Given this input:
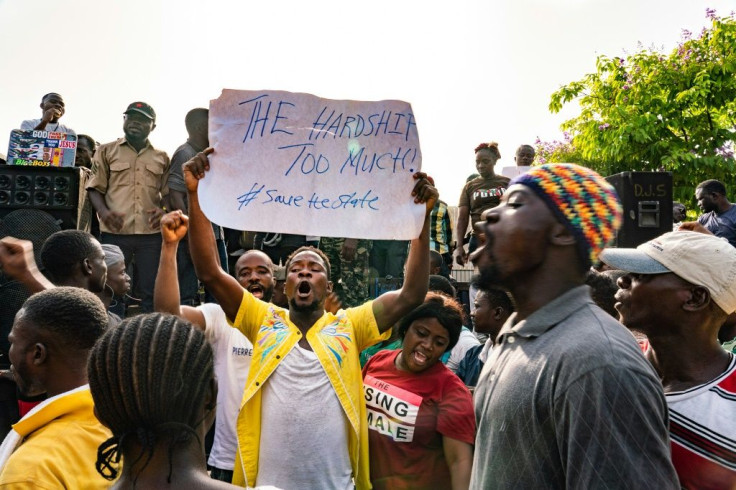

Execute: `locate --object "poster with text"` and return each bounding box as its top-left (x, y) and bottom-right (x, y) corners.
top-left (6, 129), bottom-right (77, 167)
top-left (199, 89), bottom-right (424, 239)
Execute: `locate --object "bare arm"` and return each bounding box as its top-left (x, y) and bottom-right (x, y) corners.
top-left (169, 189), bottom-right (188, 212)
top-left (372, 173), bottom-right (438, 332)
top-left (184, 148), bottom-right (244, 322)
top-left (153, 211), bottom-right (206, 329)
top-left (0, 237), bottom-right (54, 293)
top-left (453, 205), bottom-right (470, 266)
top-left (443, 436), bottom-right (473, 490)
top-left (88, 188), bottom-right (125, 233)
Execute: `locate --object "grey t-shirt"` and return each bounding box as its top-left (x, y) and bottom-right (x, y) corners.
top-left (470, 286), bottom-right (679, 489)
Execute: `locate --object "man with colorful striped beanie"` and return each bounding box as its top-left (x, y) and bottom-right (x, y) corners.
top-left (469, 164), bottom-right (680, 489)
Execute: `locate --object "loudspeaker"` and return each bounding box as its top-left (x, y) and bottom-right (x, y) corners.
top-left (0, 166), bottom-right (80, 229)
top-left (605, 171), bottom-right (673, 248)
top-left (0, 209), bottom-right (62, 369)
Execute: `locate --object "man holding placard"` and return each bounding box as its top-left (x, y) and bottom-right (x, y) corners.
top-left (182, 145), bottom-right (437, 489)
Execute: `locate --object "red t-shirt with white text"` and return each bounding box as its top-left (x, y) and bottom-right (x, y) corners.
top-left (362, 349), bottom-right (475, 490)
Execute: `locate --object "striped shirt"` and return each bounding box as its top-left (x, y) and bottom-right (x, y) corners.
top-left (667, 354), bottom-right (736, 489)
top-left (429, 200), bottom-right (452, 254)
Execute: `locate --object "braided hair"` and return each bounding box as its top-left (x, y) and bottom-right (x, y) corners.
top-left (87, 313), bottom-right (214, 483)
top-left (474, 141), bottom-right (501, 159)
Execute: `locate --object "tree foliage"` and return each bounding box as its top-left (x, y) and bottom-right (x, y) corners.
top-left (543, 8), bottom-right (736, 204)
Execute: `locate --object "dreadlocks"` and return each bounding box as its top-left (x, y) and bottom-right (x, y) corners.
top-left (87, 313), bottom-right (214, 483)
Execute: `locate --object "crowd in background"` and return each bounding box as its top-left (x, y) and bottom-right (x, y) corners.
top-left (0, 92), bottom-right (733, 489)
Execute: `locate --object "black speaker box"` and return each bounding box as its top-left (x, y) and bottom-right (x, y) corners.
top-left (605, 171), bottom-right (673, 248)
top-left (0, 166), bottom-right (80, 229)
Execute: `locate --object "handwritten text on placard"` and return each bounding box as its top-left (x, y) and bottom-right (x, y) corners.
top-left (198, 89), bottom-right (424, 239)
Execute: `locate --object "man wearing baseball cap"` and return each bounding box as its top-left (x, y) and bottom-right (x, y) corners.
top-left (87, 101), bottom-right (170, 313)
top-left (469, 164), bottom-right (679, 488)
top-left (601, 231), bottom-right (736, 489)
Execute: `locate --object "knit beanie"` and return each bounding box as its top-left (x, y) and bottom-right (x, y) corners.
top-left (509, 164), bottom-right (622, 267)
top-left (101, 244), bottom-right (125, 268)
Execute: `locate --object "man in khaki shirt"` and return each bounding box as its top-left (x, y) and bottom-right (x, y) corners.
top-left (87, 102), bottom-right (170, 312)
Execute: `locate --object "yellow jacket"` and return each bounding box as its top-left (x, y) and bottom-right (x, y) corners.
top-left (0, 386), bottom-right (111, 489)
top-left (231, 292), bottom-right (389, 489)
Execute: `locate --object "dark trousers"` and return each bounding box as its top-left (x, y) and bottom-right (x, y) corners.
top-left (101, 233), bottom-right (162, 313)
top-left (370, 240), bottom-right (409, 278)
top-left (176, 238), bottom-right (200, 306)
top-left (209, 467), bottom-right (234, 483)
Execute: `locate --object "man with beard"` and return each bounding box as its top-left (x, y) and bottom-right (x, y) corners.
top-left (87, 101), bottom-right (170, 312)
top-left (154, 210), bottom-right (265, 484)
top-left (0, 287), bottom-right (109, 488)
top-left (469, 164), bottom-right (679, 489)
top-left (182, 148), bottom-right (437, 490)
top-left (600, 231), bottom-right (736, 488)
top-left (696, 179), bottom-right (736, 247)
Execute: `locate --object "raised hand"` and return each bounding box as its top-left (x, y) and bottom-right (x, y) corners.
top-left (411, 172), bottom-right (439, 213)
top-left (182, 147), bottom-right (214, 193)
top-left (160, 210), bottom-right (190, 244)
top-left (0, 237), bottom-right (37, 281)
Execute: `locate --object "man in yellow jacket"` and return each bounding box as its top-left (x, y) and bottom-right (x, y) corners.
top-left (183, 148), bottom-right (437, 489)
top-left (0, 287), bottom-right (111, 488)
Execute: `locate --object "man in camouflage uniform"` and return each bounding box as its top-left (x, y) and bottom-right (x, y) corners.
top-left (319, 237), bottom-right (372, 308)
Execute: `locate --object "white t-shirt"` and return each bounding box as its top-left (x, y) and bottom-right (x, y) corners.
top-left (257, 344), bottom-right (352, 490)
top-left (20, 119), bottom-right (76, 135)
top-left (447, 327), bottom-right (481, 372)
top-left (199, 303), bottom-right (252, 470)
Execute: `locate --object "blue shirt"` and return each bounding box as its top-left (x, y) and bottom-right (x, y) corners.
top-left (698, 204), bottom-right (736, 247)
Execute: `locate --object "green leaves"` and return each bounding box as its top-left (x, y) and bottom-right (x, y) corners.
top-left (541, 9), bottom-right (736, 210)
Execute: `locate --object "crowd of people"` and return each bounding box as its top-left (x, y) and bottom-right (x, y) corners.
top-left (0, 92), bottom-right (734, 489)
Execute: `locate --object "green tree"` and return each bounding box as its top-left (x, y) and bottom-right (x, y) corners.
top-left (544, 8), bottom-right (736, 204)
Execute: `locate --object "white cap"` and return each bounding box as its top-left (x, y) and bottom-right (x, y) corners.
top-left (600, 231), bottom-right (736, 314)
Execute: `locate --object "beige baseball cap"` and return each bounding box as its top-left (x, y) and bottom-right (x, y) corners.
top-left (600, 231), bottom-right (736, 314)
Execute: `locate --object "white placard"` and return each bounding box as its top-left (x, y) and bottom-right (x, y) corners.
top-left (198, 89), bottom-right (424, 239)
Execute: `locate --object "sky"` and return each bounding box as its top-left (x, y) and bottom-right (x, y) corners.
top-left (1, 0), bottom-right (732, 205)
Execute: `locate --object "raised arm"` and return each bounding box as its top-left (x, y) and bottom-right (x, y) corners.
top-left (183, 148), bottom-right (245, 322)
top-left (153, 211), bottom-right (206, 329)
top-left (0, 237), bottom-right (55, 293)
top-left (372, 173), bottom-right (438, 332)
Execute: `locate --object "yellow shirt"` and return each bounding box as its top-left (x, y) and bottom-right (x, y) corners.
top-left (0, 387), bottom-right (111, 489)
top-left (231, 292), bottom-right (390, 489)
top-left (87, 137), bottom-right (170, 235)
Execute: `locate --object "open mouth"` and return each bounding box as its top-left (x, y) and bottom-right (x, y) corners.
top-left (412, 351), bottom-right (428, 366)
top-left (297, 281), bottom-right (312, 297)
top-left (248, 284), bottom-right (264, 298)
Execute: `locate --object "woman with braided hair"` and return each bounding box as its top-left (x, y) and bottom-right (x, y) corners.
top-left (87, 312), bottom-right (236, 489)
top-left (453, 142), bottom-right (510, 266)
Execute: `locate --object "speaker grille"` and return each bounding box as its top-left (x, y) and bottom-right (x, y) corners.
top-left (0, 209), bottom-right (62, 269)
top-left (0, 167), bottom-right (81, 229)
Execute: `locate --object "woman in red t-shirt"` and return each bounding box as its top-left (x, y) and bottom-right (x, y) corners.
top-left (362, 292), bottom-right (475, 490)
